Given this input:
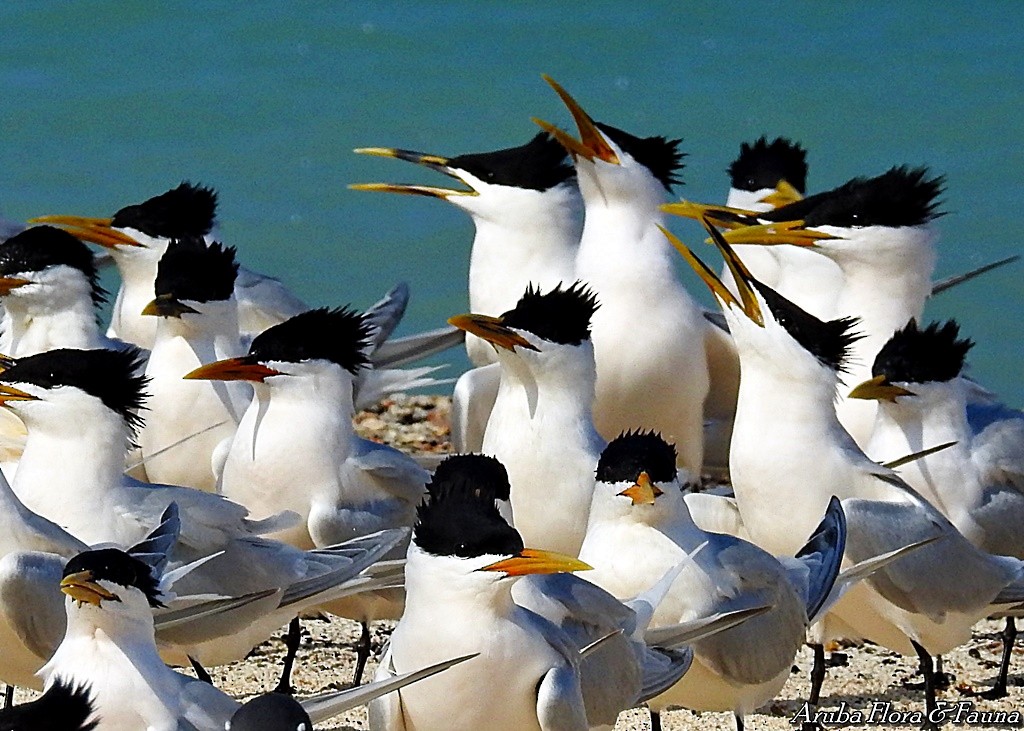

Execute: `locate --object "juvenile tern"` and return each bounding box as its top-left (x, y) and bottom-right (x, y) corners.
top-left (534, 76), bottom-right (710, 473)
top-left (449, 282), bottom-right (606, 555)
top-left (140, 235), bottom-right (249, 491)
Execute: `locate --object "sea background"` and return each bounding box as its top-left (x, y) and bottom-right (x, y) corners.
top-left (1, 3), bottom-right (1021, 405)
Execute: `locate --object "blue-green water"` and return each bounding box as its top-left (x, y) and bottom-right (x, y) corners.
top-left (2, 3), bottom-right (1021, 403)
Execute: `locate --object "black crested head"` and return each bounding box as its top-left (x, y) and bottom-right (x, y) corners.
top-left (595, 122), bottom-right (685, 191)
top-left (763, 166), bottom-right (944, 228)
top-left (727, 136), bottom-right (808, 193)
top-left (447, 132), bottom-right (575, 191)
top-left (247, 307), bottom-right (372, 374)
top-left (63, 547), bottom-right (164, 608)
top-left (500, 281), bottom-right (599, 346)
top-left (0, 226), bottom-right (108, 308)
top-left (429, 453), bottom-right (511, 502)
top-left (154, 236), bottom-right (239, 303)
top-left (228, 693), bottom-right (312, 731)
top-left (414, 455), bottom-right (523, 559)
top-left (596, 430), bottom-right (678, 484)
top-left (752, 282), bottom-right (861, 372)
top-left (110, 182), bottom-right (218, 239)
top-left (0, 347), bottom-right (148, 434)
top-left (872, 319), bottom-right (973, 384)
top-left (0, 679), bottom-right (98, 731)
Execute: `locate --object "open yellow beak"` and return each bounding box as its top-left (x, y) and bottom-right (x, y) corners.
top-left (184, 357), bottom-right (282, 382)
top-left (719, 220), bottom-right (835, 248)
top-left (60, 571), bottom-right (120, 607)
top-left (350, 147), bottom-right (477, 198)
top-left (478, 548), bottom-right (592, 576)
top-left (660, 221), bottom-right (764, 326)
top-left (532, 75), bottom-right (619, 164)
top-left (0, 277), bottom-right (33, 296)
top-left (26, 215), bottom-right (143, 248)
top-left (760, 179), bottom-right (804, 208)
top-left (617, 471), bottom-right (664, 505)
top-left (847, 374), bottom-right (916, 403)
top-left (661, 201), bottom-right (761, 229)
top-left (448, 313), bottom-right (539, 353)
top-left (0, 383), bottom-right (39, 403)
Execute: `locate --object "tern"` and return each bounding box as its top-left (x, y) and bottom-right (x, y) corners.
top-left (139, 235), bottom-right (249, 491)
top-left (372, 453), bottom-right (727, 731)
top-left (849, 318), bottom-right (1024, 697)
top-left (449, 282), bottom-right (606, 556)
top-left (186, 306), bottom-right (429, 684)
top-left (0, 226), bottom-right (119, 357)
top-left (0, 346), bottom-right (408, 679)
top-left (579, 431), bottom-right (848, 731)
top-left (533, 76), bottom-right (711, 473)
top-left (667, 222), bottom-right (1024, 727)
top-left (354, 132), bottom-right (581, 453)
top-left (41, 508), bottom-right (468, 731)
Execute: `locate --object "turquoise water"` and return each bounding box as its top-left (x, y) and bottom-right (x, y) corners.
top-left (1, 3), bottom-right (1021, 403)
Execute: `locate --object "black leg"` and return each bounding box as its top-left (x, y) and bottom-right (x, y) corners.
top-left (352, 621), bottom-right (372, 686)
top-left (188, 656), bottom-right (213, 685)
top-left (981, 616), bottom-right (1017, 700)
top-left (650, 708), bottom-right (661, 731)
top-left (801, 643), bottom-right (826, 731)
top-left (734, 712), bottom-right (745, 731)
top-left (273, 617), bottom-right (302, 695)
top-left (911, 640), bottom-right (939, 731)
top-left (3, 685), bottom-right (13, 709)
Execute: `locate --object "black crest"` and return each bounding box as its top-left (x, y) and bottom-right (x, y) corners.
top-left (63, 547), bottom-right (164, 608)
top-left (448, 132), bottom-right (575, 191)
top-left (0, 348), bottom-right (149, 434)
top-left (596, 430), bottom-right (678, 484)
top-left (500, 282), bottom-right (599, 346)
top-left (752, 282), bottom-right (861, 372)
top-left (872, 319), bottom-right (973, 384)
top-left (154, 236), bottom-right (239, 303)
top-left (0, 226), bottom-right (108, 308)
top-left (414, 454), bottom-right (523, 559)
top-left (228, 693), bottom-right (312, 731)
top-left (595, 122), bottom-right (685, 191)
top-left (110, 181), bottom-right (218, 239)
top-left (0, 679), bottom-right (98, 731)
top-left (727, 136), bottom-right (808, 194)
top-left (247, 307), bottom-right (372, 374)
top-left (764, 166), bottom-right (944, 228)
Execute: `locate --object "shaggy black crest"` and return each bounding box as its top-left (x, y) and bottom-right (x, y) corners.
top-left (500, 282), bottom-right (599, 346)
top-left (228, 693), bottom-right (312, 731)
top-left (595, 122), bottom-right (685, 191)
top-left (727, 136), bottom-right (808, 194)
top-left (448, 132), bottom-right (575, 191)
top-left (0, 679), bottom-right (98, 731)
top-left (414, 455), bottom-right (523, 559)
top-left (110, 181), bottom-right (218, 239)
top-left (0, 226), bottom-right (108, 308)
top-left (429, 453), bottom-right (511, 502)
top-left (0, 347), bottom-right (149, 434)
top-left (763, 166), bottom-right (944, 228)
top-left (753, 282), bottom-right (861, 372)
top-left (872, 319), bottom-right (973, 384)
top-left (247, 307), bottom-right (372, 374)
top-left (596, 430), bottom-right (678, 484)
top-left (154, 236), bottom-right (239, 303)
top-left (63, 548), bottom-right (164, 608)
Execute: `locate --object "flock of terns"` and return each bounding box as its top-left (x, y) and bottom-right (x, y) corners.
top-left (0, 74), bottom-right (1021, 730)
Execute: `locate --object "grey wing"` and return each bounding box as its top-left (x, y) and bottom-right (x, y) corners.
top-left (363, 282), bottom-right (410, 352)
top-left (178, 676), bottom-right (240, 731)
top-left (0, 551), bottom-right (66, 661)
top-left (234, 266), bottom-right (308, 333)
top-left (353, 365), bottom-right (450, 411)
top-left (842, 496), bottom-right (1022, 618)
top-left (347, 437), bottom-right (430, 504)
top-left (970, 404), bottom-right (1024, 493)
top-left (536, 665), bottom-right (590, 731)
top-left (372, 327), bottom-right (465, 369)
